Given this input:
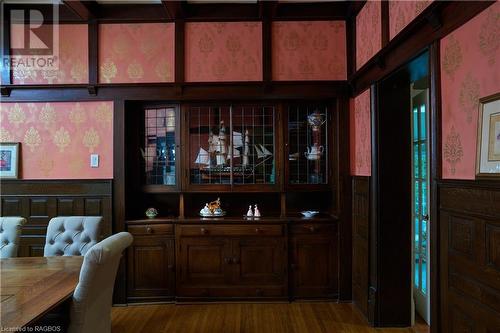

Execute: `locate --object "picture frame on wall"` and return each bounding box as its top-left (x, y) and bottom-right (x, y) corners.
top-left (0, 142), bottom-right (20, 179)
top-left (476, 93), bottom-right (500, 178)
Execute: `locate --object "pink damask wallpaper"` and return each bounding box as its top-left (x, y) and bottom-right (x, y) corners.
top-left (99, 23), bottom-right (174, 83)
top-left (185, 22), bottom-right (262, 82)
top-left (350, 89), bottom-right (371, 176)
top-left (440, 2), bottom-right (500, 179)
top-left (272, 21), bottom-right (346, 81)
top-left (389, 1), bottom-right (433, 40)
top-left (0, 101), bottom-right (113, 179)
top-left (10, 24), bottom-right (88, 84)
top-left (356, 0), bottom-right (382, 70)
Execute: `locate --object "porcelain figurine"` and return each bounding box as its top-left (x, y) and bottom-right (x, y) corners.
top-left (254, 204), bottom-right (261, 217)
top-left (246, 205), bottom-right (253, 217)
top-left (200, 204), bottom-right (211, 216)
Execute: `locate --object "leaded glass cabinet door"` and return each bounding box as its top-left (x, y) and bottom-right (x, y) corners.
top-left (286, 104), bottom-right (329, 187)
top-left (186, 104), bottom-right (278, 190)
top-left (411, 87), bottom-right (430, 324)
top-left (142, 106), bottom-right (179, 190)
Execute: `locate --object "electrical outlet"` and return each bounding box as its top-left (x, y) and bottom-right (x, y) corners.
top-left (90, 154), bottom-right (99, 168)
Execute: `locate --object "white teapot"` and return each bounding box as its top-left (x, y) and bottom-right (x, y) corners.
top-left (305, 143), bottom-right (324, 160)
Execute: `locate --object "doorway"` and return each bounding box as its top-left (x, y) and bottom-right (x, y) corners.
top-left (411, 78), bottom-right (430, 324)
top-left (370, 50), bottom-right (431, 327)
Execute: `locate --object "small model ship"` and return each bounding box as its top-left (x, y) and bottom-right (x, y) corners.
top-left (199, 197), bottom-right (226, 217)
top-left (194, 121), bottom-right (273, 180)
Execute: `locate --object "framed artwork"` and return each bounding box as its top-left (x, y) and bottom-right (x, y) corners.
top-left (476, 93), bottom-right (500, 178)
top-left (0, 142), bottom-right (20, 179)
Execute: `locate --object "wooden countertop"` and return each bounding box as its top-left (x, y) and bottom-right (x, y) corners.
top-left (0, 256), bottom-right (83, 329)
top-left (126, 215), bottom-right (337, 225)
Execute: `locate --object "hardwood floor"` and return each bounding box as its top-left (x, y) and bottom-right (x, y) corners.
top-left (111, 302), bottom-right (429, 333)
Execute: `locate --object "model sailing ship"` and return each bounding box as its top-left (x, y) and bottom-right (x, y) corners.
top-left (194, 121), bottom-right (273, 180)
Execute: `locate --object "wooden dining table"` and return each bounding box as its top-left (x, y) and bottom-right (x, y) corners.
top-left (0, 256), bottom-right (83, 330)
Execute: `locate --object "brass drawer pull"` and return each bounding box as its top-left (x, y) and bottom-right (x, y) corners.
top-left (146, 227), bottom-right (153, 234)
top-left (200, 228), bottom-right (209, 234)
top-left (255, 228), bottom-right (263, 234)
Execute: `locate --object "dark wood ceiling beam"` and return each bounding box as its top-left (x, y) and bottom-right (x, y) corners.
top-left (62, 1), bottom-right (96, 21)
top-left (161, 0), bottom-right (185, 20)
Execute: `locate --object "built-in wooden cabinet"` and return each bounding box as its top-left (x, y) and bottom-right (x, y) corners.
top-left (175, 224), bottom-right (287, 300)
top-left (124, 99), bottom-right (340, 303)
top-left (290, 223), bottom-right (338, 298)
top-left (127, 223), bottom-right (175, 303)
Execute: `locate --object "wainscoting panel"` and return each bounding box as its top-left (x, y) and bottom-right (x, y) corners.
top-left (0, 180), bottom-right (112, 257)
top-left (352, 176), bottom-right (370, 318)
top-left (439, 180), bottom-right (500, 332)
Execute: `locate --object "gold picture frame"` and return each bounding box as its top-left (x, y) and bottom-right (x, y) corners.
top-left (476, 92), bottom-right (500, 178)
top-left (0, 142), bottom-right (20, 179)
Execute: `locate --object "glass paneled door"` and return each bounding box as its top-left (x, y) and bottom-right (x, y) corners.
top-left (411, 84), bottom-right (430, 324)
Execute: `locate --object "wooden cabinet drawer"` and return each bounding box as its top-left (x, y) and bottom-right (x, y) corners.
top-left (177, 225), bottom-right (284, 237)
top-left (290, 223), bottom-right (336, 235)
top-left (128, 224), bottom-right (174, 236)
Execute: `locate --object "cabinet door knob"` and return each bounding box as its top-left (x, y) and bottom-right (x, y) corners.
top-left (232, 257), bottom-right (239, 264)
top-left (200, 228), bottom-right (208, 234)
top-left (146, 227), bottom-right (153, 234)
top-left (167, 264), bottom-right (174, 271)
top-left (224, 257), bottom-right (232, 264)
top-left (308, 226), bottom-right (316, 233)
top-left (255, 228), bottom-right (262, 234)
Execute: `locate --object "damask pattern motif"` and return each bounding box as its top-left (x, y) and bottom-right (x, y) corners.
top-left (442, 36), bottom-right (463, 79)
top-left (0, 102), bottom-right (113, 179)
top-left (99, 23), bottom-right (174, 83)
top-left (350, 89), bottom-right (371, 176)
top-left (11, 24), bottom-right (88, 85)
top-left (443, 126), bottom-right (463, 175)
top-left (185, 22), bottom-right (262, 82)
top-left (356, 0), bottom-right (382, 70)
top-left (272, 21), bottom-right (346, 81)
top-left (388, 0), bottom-right (433, 40)
top-left (440, 2), bottom-right (500, 179)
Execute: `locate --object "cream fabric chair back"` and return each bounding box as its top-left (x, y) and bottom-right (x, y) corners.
top-left (0, 217), bottom-right (26, 258)
top-left (68, 232), bottom-right (133, 333)
top-left (44, 216), bottom-right (102, 257)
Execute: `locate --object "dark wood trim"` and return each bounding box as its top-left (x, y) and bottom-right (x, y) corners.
top-left (429, 40), bottom-right (441, 333)
top-left (347, 1), bottom-right (367, 19)
top-left (2, 82), bottom-right (348, 102)
top-left (349, 1), bottom-right (495, 96)
top-left (174, 19), bottom-right (185, 90)
top-left (368, 84), bottom-right (378, 325)
top-left (380, 0), bottom-right (389, 48)
top-left (113, 99), bottom-right (127, 305)
top-left (261, 2), bottom-right (273, 86)
top-left (62, 1), bottom-right (95, 21)
top-left (88, 19), bottom-right (98, 93)
top-left (338, 95), bottom-right (352, 301)
top-left (346, 14), bottom-right (356, 81)
top-left (0, 179), bottom-right (112, 196)
top-left (1, 5), bottom-right (11, 87)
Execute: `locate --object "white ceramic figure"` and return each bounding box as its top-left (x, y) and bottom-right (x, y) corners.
top-left (200, 203), bottom-right (211, 216)
top-left (246, 205), bottom-right (253, 217)
top-left (254, 204), bottom-right (261, 217)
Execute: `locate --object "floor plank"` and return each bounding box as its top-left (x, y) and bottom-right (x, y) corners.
top-left (111, 303), bottom-right (429, 333)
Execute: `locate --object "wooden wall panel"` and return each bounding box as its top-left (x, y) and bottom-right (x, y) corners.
top-left (439, 181), bottom-right (500, 332)
top-left (0, 180), bottom-right (112, 257)
top-left (352, 176), bottom-right (370, 318)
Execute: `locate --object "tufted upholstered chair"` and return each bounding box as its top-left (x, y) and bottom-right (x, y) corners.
top-left (68, 232), bottom-right (133, 333)
top-left (0, 217), bottom-right (27, 258)
top-left (44, 216), bottom-right (103, 257)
